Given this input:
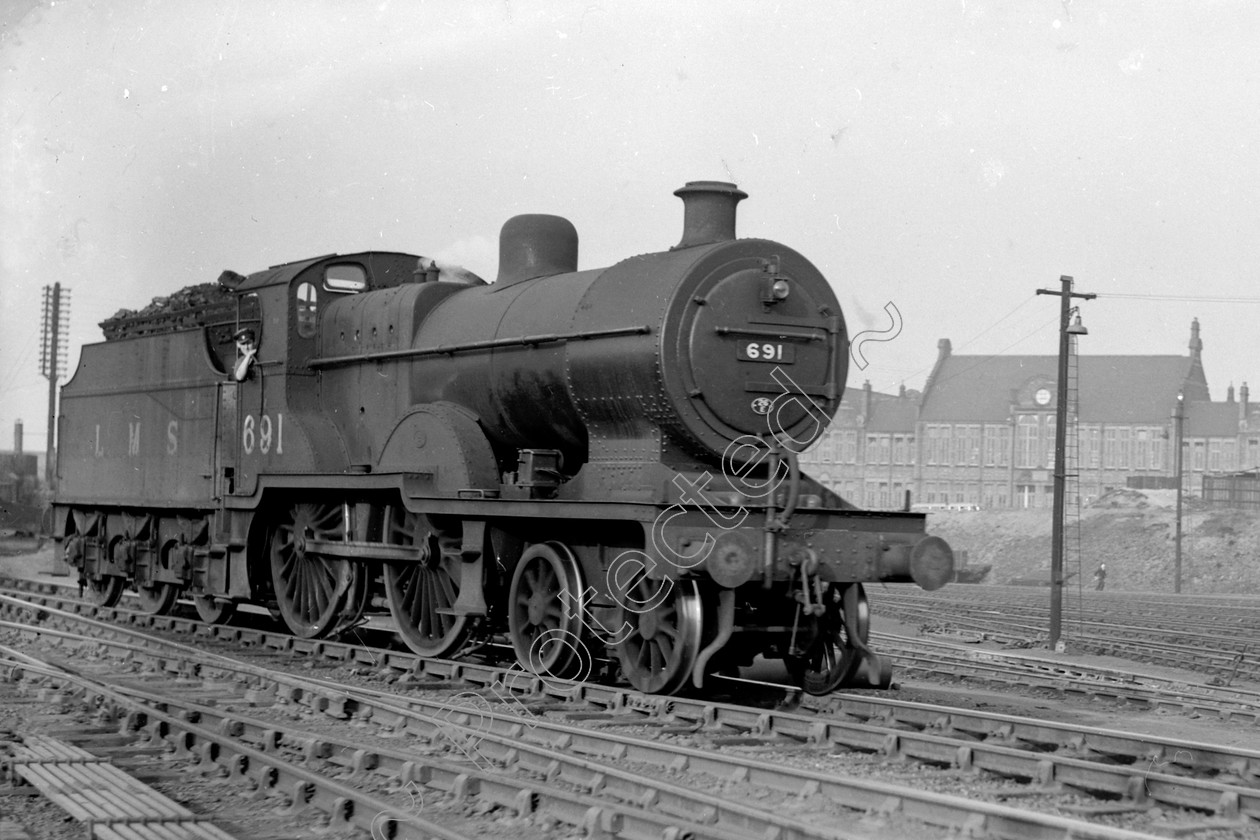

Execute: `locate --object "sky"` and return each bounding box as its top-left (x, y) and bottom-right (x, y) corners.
top-left (2, 1), bottom-right (1258, 454)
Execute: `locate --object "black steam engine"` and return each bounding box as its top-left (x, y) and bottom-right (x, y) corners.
top-left (53, 182), bottom-right (952, 695)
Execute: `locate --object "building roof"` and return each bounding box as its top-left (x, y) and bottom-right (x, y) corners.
top-left (834, 384), bottom-right (919, 433)
top-left (1185, 401), bottom-right (1243, 437)
top-left (920, 353), bottom-right (1207, 424)
top-left (868, 395), bottom-right (918, 432)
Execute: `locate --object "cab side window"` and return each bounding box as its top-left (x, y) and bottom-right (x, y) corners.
top-left (296, 282), bottom-right (318, 337)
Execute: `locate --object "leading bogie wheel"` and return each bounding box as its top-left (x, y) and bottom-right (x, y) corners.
top-left (786, 582), bottom-right (870, 695)
top-left (269, 502), bottom-right (368, 639)
top-left (612, 574), bottom-right (703, 695)
top-left (382, 509), bottom-right (475, 658)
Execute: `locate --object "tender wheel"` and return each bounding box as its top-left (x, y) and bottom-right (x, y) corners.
top-left (383, 510), bottom-right (474, 658)
top-left (84, 535), bottom-right (128, 607)
top-left (193, 595), bottom-right (236, 624)
top-left (787, 582), bottom-right (870, 695)
top-left (135, 582), bottom-right (179, 615)
top-left (84, 574), bottom-right (125, 608)
top-left (612, 575), bottom-right (703, 695)
top-left (508, 542), bottom-right (591, 681)
top-left (135, 540), bottom-right (181, 615)
top-left (269, 502), bottom-right (368, 639)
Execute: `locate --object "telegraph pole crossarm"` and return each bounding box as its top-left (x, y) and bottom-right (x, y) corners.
top-left (1035, 275), bottom-right (1096, 652)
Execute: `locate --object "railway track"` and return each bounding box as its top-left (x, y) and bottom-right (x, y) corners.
top-left (1, 585), bottom-right (1258, 837)
top-left (875, 584), bottom-right (1260, 682)
top-left (867, 632), bottom-right (1260, 723)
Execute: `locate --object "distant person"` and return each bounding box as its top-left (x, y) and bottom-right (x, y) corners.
top-left (1093, 563), bottom-right (1107, 591)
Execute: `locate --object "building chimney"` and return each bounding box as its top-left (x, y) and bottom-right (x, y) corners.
top-left (1189, 317), bottom-right (1202, 361)
top-left (14, 419), bottom-right (22, 454)
top-left (1228, 384), bottom-right (1236, 403)
top-left (862, 380), bottom-right (872, 424)
top-left (938, 338), bottom-right (952, 360)
top-left (1242, 382), bottom-right (1250, 425)
top-left (672, 181), bottom-right (747, 249)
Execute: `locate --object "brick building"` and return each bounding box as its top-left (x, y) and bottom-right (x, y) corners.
top-left (802, 320), bottom-right (1256, 508)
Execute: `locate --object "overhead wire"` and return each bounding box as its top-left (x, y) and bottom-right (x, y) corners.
top-left (894, 295), bottom-right (1049, 387)
top-left (1095, 293), bottom-right (1260, 303)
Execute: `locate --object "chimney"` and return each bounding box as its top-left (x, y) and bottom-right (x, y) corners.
top-left (1228, 384), bottom-right (1235, 403)
top-left (937, 338), bottom-right (952, 360)
top-left (1189, 317), bottom-right (1202, 361)
top-left (899, 383), bottom-right (906, 398)
top-left (862, 380), bottom-right (872, 424)
top-left (672, 181), bottom-right (747, 249)
top-left (14, 419), bottom-right (22, 454)
top-left (495, 214), bottom-right (579, 286)
top-left (1242, 382), bottom-right (1250, 425)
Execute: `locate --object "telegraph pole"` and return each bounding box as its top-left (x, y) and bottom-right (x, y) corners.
top-left (1173, 393), bottom-right (1185, 593)
top-left (40, 282), bottom-right (71, 490)
top-left (1036, 275), bottom-right (1095, 651)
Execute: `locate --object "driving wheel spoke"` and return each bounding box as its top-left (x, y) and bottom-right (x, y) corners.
top-left (384, 510), bottom-right (475, 658)
top-left (269, 502), bottom-right (363, 639)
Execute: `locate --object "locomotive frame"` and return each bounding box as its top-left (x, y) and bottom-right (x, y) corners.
top-left (53, 182), bottom-right (953, 696)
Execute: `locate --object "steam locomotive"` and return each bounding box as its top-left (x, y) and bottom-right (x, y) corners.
top-left (52, 181), bottom-right (952, 695)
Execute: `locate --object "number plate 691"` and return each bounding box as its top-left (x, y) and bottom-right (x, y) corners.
top-left (739, 341), bottom-right (795, 363)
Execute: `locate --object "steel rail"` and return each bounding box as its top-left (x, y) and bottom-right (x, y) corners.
top-left (3, 593), bottom-right (1259, 834)
top-left (867, 632), bottom-right (1260, 718)
top-left (6, 586), bottom-right (1260, 783)
top-left (3, 654), bottom-right (839, 840)
top-left (876, 607), bottom-right (1260, 685)
top-left (0, 627), bottom-right (1192, 840)
top-left (5, 584), bottom-right (1258, 782)
top-left (0, 645), bottom-right (479, 840)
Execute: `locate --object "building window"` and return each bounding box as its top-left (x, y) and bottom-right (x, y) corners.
top-left (1223, 439), bottom-right (1237, 471)
top-left (1017, 416), bottom-right (1039, 468)
top-left (1043, 415), bottom-right (1056, 470)
top-left (1150, 428), bottom-right (1164, 471)
top-left (1082, 425), bottom-right (1100, 468)
top-left (1117, 427), bottom-right (1131, 469)
top-left (1135, 428), bottom-right (1150, 470)
top-left (1209, 440), bottom-right (1222, 472)
top-left (1104, 428), bottom-right (1117, 469)
top-left (966, 425), bottom-right (980, 465)
top-left (1192, 440), bottom-right (1205, 471)
top-left (818, 433), bottom-right (835, 463)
